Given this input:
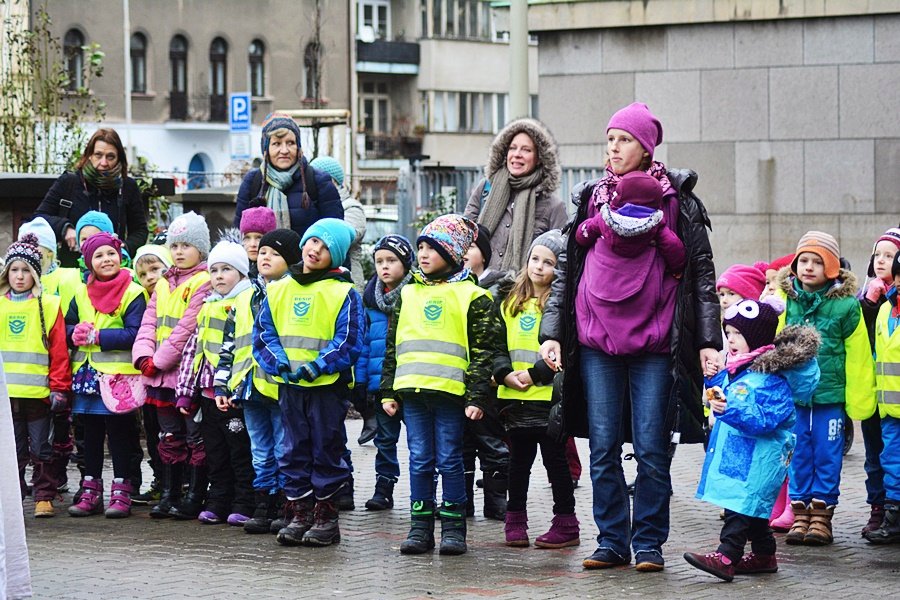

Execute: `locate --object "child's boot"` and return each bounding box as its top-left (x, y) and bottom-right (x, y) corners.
top-left (150, 463), bottom-right (182, 519)
top-left (734, 552), bottom-right (778, 574)
top-left (438, 502), bottom-right (468, 555)
top-left (534, 513), bottom-right (580, 548)
top-left (504, 510), bottom-right (529, 547)
top-left (365, 476), bottom-right (395, 511)
top-left (276, 497), bottom-right (315, 546)
top-left (302, 499), bottom-right (340, 546)
top-left (170, 465), bottom-right (208, 520)
top-left (482, 471), bottom-right (507, 521)
top-left (862, 504), bottom-right (885, 536)
top-left (131, 478), bottom-right (161, 506)
top-left (269, 490), bottom-right (288, 534)
top-left (784, 501), bottom-right (810, 545)
top-left (68, 476), bottom-right (104, 517)
top-left (864, 501), bottom-right (900, 544)
top-left (334, 477), bottom-right (355, 511)
top-left (400, 500), bottom-right (435, 554)
top-left (104, 478), bottom-right (133, 519)
top-left (769, 479), bottom-right (787, 522)
top-left (244, 490), bottom-right (276, 534)
top-left (770, 498), bottom-right (795, 532)
top-left (34, 499), bottom-right (55, 518)
top-left (683, 551), bottom-right (735, 582)
top-left (804, 499), bottom-right (835, 545)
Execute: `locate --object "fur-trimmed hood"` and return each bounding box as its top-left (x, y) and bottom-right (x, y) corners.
top-left (751, 325), bottom-right (820, 374)
top-left (485, 118), bottom-right (561, 195)
top-left (775, 265), bottom-right (859, 300)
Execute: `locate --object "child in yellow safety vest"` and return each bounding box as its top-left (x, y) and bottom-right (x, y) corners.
top-left (0, 234), bottom-right (71, 518)
top-left (253, 218), bottom-right (364, 548)
top-left (132, 211), bottom-right (211, 520)
top-left (176, 238), bottom-right (255, 525)
top-left (492, 229), bottom-right (579, 549)
top-left (65, 232), bottom-right (147, 519)
top-left (380, 214), bottom-right (500, 556)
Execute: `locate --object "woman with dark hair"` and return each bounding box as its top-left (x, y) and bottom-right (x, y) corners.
top-left (34, 128), bottom-right (149, 264)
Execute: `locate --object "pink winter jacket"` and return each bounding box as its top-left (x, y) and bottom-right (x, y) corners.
top-left (132, 262), bottom-right (211, 390)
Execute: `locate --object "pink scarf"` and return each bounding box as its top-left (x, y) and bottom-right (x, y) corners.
top-left (725, 344), bottom-right (775, 376)
top-left (87, 269), bottom-right (133, 315)
top-left (589, 161), bottom-right (673, 209)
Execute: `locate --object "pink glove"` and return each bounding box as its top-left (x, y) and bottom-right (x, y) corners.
top-left (72, 322), bottom-right (94, 346)
top-left (866, 278), bottom-right (887, 303)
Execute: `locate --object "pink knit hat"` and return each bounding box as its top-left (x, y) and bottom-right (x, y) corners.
top-left (868, 227), bottom-right (900, 278)
top-left (716, 263), bottom-right (767, 301)
top-left (239, 206), bottom-right (277, 236)
top-left (607, 102), bottom-right (663, 158)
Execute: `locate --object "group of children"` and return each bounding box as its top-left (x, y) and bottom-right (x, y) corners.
top-left (7, 197), bottom-right (900, 566)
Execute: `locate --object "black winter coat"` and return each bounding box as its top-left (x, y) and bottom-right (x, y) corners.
top-left (539, 169), bottom-right (721, 443)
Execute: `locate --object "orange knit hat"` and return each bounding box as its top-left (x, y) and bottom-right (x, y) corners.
top-left (791, 231), bottom-right (841, 279)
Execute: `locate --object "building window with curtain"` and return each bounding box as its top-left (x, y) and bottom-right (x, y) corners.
top-left (249, 39), bottom-right (265, 97)
top-left (359, 0), bottom-right (390, 40)
top-left (64, 29), bottom-right (85, 91)
top-left (209, 37), bottom-right (228, 121)
top-left (130, 32), bottom-right (147, 93)
top-left (169, 35), bottom-right (188, 119)
top-left (304, 41), bottom-right (321, 103)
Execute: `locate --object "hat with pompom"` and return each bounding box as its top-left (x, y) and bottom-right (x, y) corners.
top-left (166, 211), bottom-right (211, 258)
top-left (417, 214), bottom-right (478, 270)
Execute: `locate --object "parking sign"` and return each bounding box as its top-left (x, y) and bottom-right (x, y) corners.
top-left (229, 93), bottom-right (251, 132)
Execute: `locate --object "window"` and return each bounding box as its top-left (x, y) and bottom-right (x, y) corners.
top-left (169, 35), bottom-right (187, 93)
top-left (130, 33), bottom-right (147, 93)
top-left (426, 91), bottom-right (508, 133)
top-left (64, 29), bottom-right (84, 91)
top-left (423, 0), bottom-right (492, 39)
top-left (530, 94), bottom-right (539, 119)
top-left (359, 0), bottom-right (390, 40)
top-left (209, 37), bottom-right (227, 96)
top-left (249, 39), bottom-right (265, 97)
top-left (360, 81), bottom-right (390, 134)
top-left (304, 42), bottom-right (321, 101)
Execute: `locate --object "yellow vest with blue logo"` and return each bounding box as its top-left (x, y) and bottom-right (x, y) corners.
top-left (393, 280), bottom-right (488, 396)
top-left (1, 294), bottom-right (61, 398)
top-left (193, 295), bottom-right (237, 372)
top-left (266, 276), bottom-right (353, 387)
top-left (42, 267), bottom-right (82, 316)
top-left (497, 298), bottom-right (551, 401)
top-left (71, 282), bottom-right (146, 375)
top-left (875, 301), bottom-right (900, 418)
top-left (229, 288), bottom-right (279, 400)
top-left (154, 271), bottom-right (210, 344)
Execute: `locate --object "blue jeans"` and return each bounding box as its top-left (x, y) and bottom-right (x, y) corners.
top-left (789, 404), bottom-right (844, 505)
top-left (861, 413), bottom-right (886, 505)
top-left (580, 348), bottom-right (674, 560)
top-left (375, 406), bottom-right (403, 482)
top-left (243, 398), bottom-right (285, 493)
top-left (881, 415), bottom-right (900, 502)
top-left (402, 394), bottom-right (466, 505)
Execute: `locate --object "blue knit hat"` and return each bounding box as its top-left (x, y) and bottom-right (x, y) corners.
top-left (301, 218), bottom-right (356, 269)
top-left (260, 112), bottom-right (302, 157)
top-left (18, 217), bottom-right (57, 252)
top-left (310, 156), bottom-right (345, 187)
top-left (76, 210), bottom-right (114, 242)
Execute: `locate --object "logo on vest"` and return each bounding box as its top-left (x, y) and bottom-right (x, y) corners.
top-left (423, 299), bottom-right (444, 326)
top-left (519, 314), bottom-right (537, 332)
top-left (6, 315), bottom-right (26, 340)
top-left (292, 296), bottom-right (312, 323)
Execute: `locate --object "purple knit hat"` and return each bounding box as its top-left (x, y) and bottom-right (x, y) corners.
top-left (240, 206), bottom-right (277, 236)
top-left (607, 102), bottom-right (663, 158)
top-left (612, 171), bottom-right (664, 210)
top-left (81, 232), bottom-right (123, 269)
top-left (723, 297), bottom-right (785, 352)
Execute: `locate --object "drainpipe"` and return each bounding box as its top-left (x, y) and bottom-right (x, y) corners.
top-left (509, 0), bottom-right (528, 120)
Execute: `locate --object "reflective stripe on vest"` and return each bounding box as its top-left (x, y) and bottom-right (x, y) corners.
top-left (497, 298), bottom-right (551, 401)
top-left (266, 277), bottom-right (353, 387)
top-left (874, 304), bottom-right (900, 417)
top-left (71, 283), bottom-right (146, 375)
top-left (193, 298), bottom-right (234, 372)
top-left (393, 280), bottom-right (488, 396)
top-left (227, 288), bottom-right (279, 400)
top-left (0, 294), bottom-right (61, 398)
top-left (154, 271), bottom-right (210, 343)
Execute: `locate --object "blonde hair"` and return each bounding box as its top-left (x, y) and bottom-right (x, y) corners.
top-left (502, 264), bottom-right (552, 317)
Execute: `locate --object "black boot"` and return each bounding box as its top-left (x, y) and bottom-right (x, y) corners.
top-left (302, 499), bottom-right (341, 546)
top-left (149, 463), bottom-right (183, 519)
top-left (865, 502), bottom-right (900, 545)
top-left (169, 465), bottom-right (208, 520)
top-left (482, 471), bottom-right (508, 521)
top-left (244, 489), bottom-right (277, 534)
top-left (439, 502), bottom-right (468, 555)
top-left (365, 476), bottom-right (395, 511)
top-left (357, 409), bottom-right (378, 445)
top-left (269, 490), bottom-right (288, 534)
top-left (276, 497), bottom-right (315, 546)
top-left (131, 478), bottom-right (161, 506)
top-left (334, 478), bottom-right (355, 511)
top-left (464, 472), bottom-right (475, 518)
top-left (400, 500), bottom-right (436, 554)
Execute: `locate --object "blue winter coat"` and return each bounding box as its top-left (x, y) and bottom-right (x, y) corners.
top-left (356, 276), bottom-right (391, 395)
top-left (696, 326), bottom-right (821, 518)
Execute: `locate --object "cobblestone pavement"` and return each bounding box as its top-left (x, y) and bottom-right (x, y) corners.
top-left (23, 419), bottom-right (900, 599)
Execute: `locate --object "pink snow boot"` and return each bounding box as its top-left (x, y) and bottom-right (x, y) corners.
top-left (105, 478), bottom-right (133, 519)
top-left (68, 476), bottom-right (104, 517)
top-left (770, 478), bottom-right (793, 532)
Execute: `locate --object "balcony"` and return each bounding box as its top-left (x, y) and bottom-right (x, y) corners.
top-left (362, 133), bottom-right (423, 160)
top-left (356, 39), bottom-right (419, 75)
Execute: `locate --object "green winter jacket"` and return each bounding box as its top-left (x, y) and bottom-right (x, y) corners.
top-left (775, 267), bottom-right (876, 420)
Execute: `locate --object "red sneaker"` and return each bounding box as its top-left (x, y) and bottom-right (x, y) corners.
top-left (734, 552), bottom-right (778, 574)
top-left (683, 551), bottom-right (735, 582)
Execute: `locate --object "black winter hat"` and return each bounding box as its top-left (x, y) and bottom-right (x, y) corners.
top-left (473, 223), bottom-right (493, 267)
top-left (892, 252), bottom-right (900, 279)
top-left (373, 234), bottom-right (414, 271)
top-left (723, 297), bottom-right (785, 352)
top-left (259, 228), bottom-right (303, 267)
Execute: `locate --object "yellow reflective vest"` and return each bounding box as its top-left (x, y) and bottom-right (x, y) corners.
top-left (266, 277), bottom-right (353, 387)
top-left (70, 282), bottom-right (146, 375)
top-left (1, 294), bottom-right (61, 398)
top-left (193, 295), bottom-right (237, 372)
top-left (393, 280), bottom-right (488, 397)
top-left (42, 267), bottom-right (82, 316)
top-left (497, 298), bottom-right (551, 401)
top-left (875, 301), bottom-right (900, 418)
top-left (229, 288), bottom-right (279, 400)
top-left (154, 271), bottom-right (210, 344)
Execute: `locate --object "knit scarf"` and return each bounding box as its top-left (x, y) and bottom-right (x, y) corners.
top-left (264, 162), bottom-right (301, 230)
top-left (415, 266), bottom-right (471, 286)
top-left (589, 161), bottom-right (673, 209)
top-left (87, 269), bottom-right (133, 315)
top-left (478, 166), bottom-right (543, 270)
top-left (375, 271), bottom-right (412, 314)
top-left (82, 162), bottom-right (123, 192)
top-left (725, 344), bottom-right (775, 376)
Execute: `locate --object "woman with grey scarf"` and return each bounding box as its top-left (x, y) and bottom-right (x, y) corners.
top-left (464, 118), bottom-right (568, 271)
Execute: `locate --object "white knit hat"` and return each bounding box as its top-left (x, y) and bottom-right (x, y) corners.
top-left (18, 217), bottom-right (57, 253)
top-left (166, 211), bottom-right (211, 257)
top-left (207, 240), bottom-right (249, 276)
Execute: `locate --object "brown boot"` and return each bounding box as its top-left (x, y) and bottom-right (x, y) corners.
top-left (785, 501), bottom-right (810, 545)
top-left (804, 499), bottom-right (834, 545)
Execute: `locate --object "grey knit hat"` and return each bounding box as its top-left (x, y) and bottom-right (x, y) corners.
top-left (166, 211), bottom-right (211, 258)
top-left (529, 229), bottom-right (566, 261)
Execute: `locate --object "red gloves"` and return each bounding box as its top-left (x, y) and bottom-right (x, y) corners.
top-left (139, 357), bottom-right (158, 377)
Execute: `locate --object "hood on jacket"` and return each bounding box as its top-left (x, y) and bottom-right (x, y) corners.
top-left (751, 324), bottom-right (821, 405)
top-left (775, 265), bottom-right (859, 300)
top-left (485, 118), bottom-right (561, 196)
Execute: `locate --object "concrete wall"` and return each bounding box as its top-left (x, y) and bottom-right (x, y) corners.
top-left (537, 12), bottom-right (900, 274)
